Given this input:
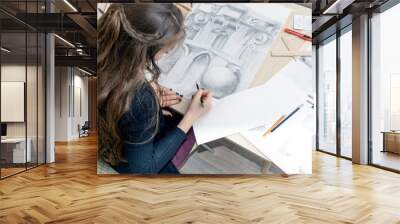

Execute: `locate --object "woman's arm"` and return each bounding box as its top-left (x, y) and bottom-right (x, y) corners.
top-left (118, 86), bottom-right (212, 173)
top-left (178, 90), bottom-right (213, 133)
top-left (118, 85), bottom-right (186, 173)
top-left (123, 127), bottom-right (186, 173)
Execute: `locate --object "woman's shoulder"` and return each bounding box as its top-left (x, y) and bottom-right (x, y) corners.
top-left (129, 83), bottom-right (158, 116)
top-left (135, 83), bottom-right (156, 102)
top-left (118, 83), bottom-right (159, 142)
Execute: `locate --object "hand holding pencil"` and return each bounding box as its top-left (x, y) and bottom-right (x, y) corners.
top-left (178, 89), bottom-right (213, 133)
top-left (187, 89), bottom-right (213, 120)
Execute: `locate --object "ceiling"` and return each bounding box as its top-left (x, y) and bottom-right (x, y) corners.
top-left (1, 0), bottom-right (395, 74)
top-left (311, 0), bottom-right (390, 43)
top-left (0, 0), bottom-right (97, 74)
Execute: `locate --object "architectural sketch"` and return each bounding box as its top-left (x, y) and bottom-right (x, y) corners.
top-left (158, 4), bottom-right (289, 99)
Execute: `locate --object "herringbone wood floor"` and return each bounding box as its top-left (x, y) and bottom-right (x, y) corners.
top-left (1, 135), bottom-right (400, 224)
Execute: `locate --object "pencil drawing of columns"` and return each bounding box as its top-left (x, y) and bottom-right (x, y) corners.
top-left (157, 3), bottom-right (288, 99)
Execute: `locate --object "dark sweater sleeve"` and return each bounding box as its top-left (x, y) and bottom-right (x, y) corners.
top-left (117, 85), bottom-right (187, 173)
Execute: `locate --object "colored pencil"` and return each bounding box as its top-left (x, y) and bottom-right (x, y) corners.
top-left (196, 83), bottom-right (204, 107)
top-left (262, 115), bottom-right (286, 137)
top-left (271, 104), bottom-right (303, 133)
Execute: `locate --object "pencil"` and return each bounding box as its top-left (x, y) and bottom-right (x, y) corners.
top-left (284, 28), bottom-right (312, 42)
top-left (271, 104), bottom-right (303, 133)
top-left (262, 115), bottom-right (286, 137)
top-left (196, 83), bottom-right (204, 107)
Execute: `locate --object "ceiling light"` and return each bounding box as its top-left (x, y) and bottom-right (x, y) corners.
top-left (76, 48), bottom-right (86, 56)
top-left (323, 0), bottom-right (354, 15)
top-left (54, 34), bottom-right (75, 48)
top-left (63, 0), bottom-right (78, 12)
top-left (1, 47), bottom-right (11, 53)
top-left (323, 0), bottom-right (341, 14)
top-left (78, 67), bottom-right (93, 76)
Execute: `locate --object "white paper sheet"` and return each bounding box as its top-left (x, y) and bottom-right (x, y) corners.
top-left (293, 15), bottom-right (312, 31)
top-left (193, 60), bottom-right (313, 144)
top-left (241, 106), bottom-right (314, 174)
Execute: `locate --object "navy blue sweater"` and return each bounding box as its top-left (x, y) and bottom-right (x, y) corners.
top-left (106, 84), bottom-right (187, 174)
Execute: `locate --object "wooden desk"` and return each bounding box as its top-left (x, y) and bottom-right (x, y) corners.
top-left (171, 4), bottom-right (312, 173)
top-left (382, 131), bottom-right (400, 154)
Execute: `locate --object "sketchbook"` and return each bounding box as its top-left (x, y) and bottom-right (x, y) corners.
top-left (192, 60), bottom-right (313, 145)
top-left (157, 3), bottom-right (291, 99)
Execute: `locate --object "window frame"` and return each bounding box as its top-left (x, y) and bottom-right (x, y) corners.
top-left (315, 24), bottom-right (352, 160)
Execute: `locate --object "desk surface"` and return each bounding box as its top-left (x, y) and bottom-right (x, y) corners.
top-left (1, 138), bottom-right (27, 143)
top-left (171, 4), bottom-right (311, 167)
top-left (381, 131), bottom-right (400, 134)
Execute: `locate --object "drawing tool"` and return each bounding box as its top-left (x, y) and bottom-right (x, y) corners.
top-left (306, 99), bottom-right (314, 106)
top-left (262, 115), bottom-right (286, 137)
top-left (271, 104), bottom-right (304, 133)
top-left (284, 28), bottom-right (312, 42)
top-left (196, 83), bottom-right (204, 107)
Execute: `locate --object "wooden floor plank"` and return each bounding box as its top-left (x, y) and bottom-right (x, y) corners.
top-left (0, 135), bottom-right (400, 223)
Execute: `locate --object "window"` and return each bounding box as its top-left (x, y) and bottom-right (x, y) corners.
top-left (370, 3), bottom-right (400, 171)
top-left (339, 27), bottom-right (352, 158)
top-left (317, 36), bottom-right (337, 154)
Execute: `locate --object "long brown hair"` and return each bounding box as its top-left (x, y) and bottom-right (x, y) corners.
top-left (97, 3), bottom-right (184, 165)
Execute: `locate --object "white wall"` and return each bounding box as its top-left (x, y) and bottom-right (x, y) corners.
top-left (71, 73), bottom-right (89, 138)
top-left (55, 66), bottom-right (69, 141)
top-left (1, 65), bottom-right (38, 137)
top-left (54, 67), bottom-right (89, 141)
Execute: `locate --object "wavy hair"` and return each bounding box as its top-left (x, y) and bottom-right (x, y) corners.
top-left (97, 3), bottom-right (184, 165)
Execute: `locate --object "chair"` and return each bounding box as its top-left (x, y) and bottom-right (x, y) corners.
top-left (78, 121), bottom-right (90, 138)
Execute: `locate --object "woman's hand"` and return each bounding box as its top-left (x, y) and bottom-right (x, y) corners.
top-left (159, 87), bottom-right (182, 108)
top-left (186, 90), bottom-right (212, 120)
top-left (178, 90), bottom-right (213, 133)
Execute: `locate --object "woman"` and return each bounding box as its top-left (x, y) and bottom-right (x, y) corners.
top-left (98, 4), bottom-right (212, 174)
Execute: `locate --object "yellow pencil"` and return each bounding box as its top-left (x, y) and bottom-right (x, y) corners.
top-left (262, 115), bottom-right (286, 137)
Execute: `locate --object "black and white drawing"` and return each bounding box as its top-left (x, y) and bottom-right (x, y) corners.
top-left (158, 3), bottom-right (290, 99)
